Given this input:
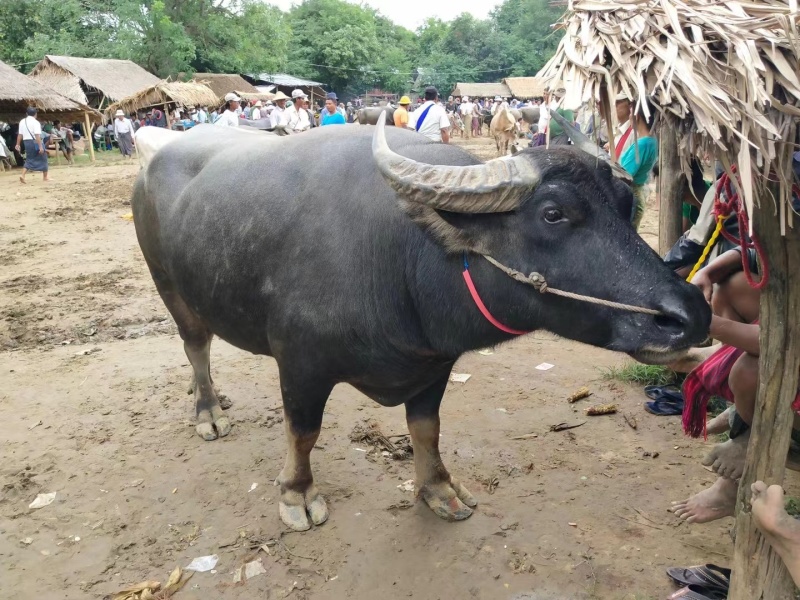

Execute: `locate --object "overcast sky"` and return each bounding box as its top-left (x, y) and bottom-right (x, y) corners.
top-left (267, 0), bottom-right (503, 31)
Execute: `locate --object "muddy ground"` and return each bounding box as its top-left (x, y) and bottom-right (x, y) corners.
top-left (1, 133), bottom-right (787, 600)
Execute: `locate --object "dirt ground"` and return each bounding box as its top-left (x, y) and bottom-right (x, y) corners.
top-left (1, 135), bottom-right (789, 600)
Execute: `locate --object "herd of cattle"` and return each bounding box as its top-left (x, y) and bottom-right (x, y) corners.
top-left (354, 105), bottom-right (541, 156)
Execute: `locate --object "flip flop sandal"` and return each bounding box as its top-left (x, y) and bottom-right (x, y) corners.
top-left (667, 584), bottom-right (727, 600)
top-left (666, 563), bottom-right (730, 594)
top-left (644, 385), bottom-right (684, 403)
top-left (644, 399), bottom-right (684, 416)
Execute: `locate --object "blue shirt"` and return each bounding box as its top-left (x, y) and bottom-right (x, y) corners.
top-left (620, 136), bottom-right (658, 185)
top-left (321, 112), bottom-right (346, 126)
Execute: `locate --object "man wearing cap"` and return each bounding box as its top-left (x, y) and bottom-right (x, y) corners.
top-left (112, 109), bottom-right (135, 159)
top-left (394, 96), bottom-right (411, 128)
top-left (612, 93), bottom-right (634, 159)
top-left (320, 93), bottom-right (346, 126)
top-left (459, 95), bottom-right (475, 139)
top-left (410, 86), bottom-right (450, 143)
top-left (282, 89), bottom-right (312, 133)
top-left (215, 93), bottom-right (241, 127)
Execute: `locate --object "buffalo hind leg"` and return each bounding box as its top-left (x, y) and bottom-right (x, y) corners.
top-left (275, 371), bottom-right (331, 531)
top-left (406, 377), bottom-right (477, 521)
top-left (151, 272), bottom-right (231, 441)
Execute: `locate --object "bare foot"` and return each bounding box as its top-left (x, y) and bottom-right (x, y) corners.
top-left (668, 344), bottom-right (721, 373)
top-left (706, 405), bottom-right (734, 435)
top-left (701, 430), bottom-right (750, 479)
top-left (19, 176), bottom-right (26, 184)
top-left (671, 477), bottom-right (737, 524)
top-left (751, 481), bottom-right (800, 585)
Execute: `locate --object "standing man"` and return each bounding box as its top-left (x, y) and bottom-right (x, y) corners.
top-left (321, 94), bottom-right (346, 125)
top-left (251, 100), bottom-right (263, 121)
top-left (459, 95), bottom-right (475, 139)
top-left (270, 91), bottom-right (289, 128)
top-left (612, 93), bottom-right (634, 159)
top-left (215, 93), bottom-right (241, 127)
top-left (283, 89), bottom-right (312, 133)
top-left (112, 109), bottom-right (135, 159)
top-left (53, 119), bottom-right (74, 164)
top-left (15, 106), bottom-right (49, 184)
top-left (394, 96), bottom-right (411, 128)
top-left (410, 86), bottom-right (450, 143)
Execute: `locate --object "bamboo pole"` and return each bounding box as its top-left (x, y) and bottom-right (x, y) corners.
top-left (599, 84), bottom-right (617, 163)
top-left (658, 120), bottom-right (684, 254)
top-left (164, 104), bottom-right (171, 129)
top-left (83, 112), bottom-right (95, 162)
top-left (728, 192), bottom-right (800, 600)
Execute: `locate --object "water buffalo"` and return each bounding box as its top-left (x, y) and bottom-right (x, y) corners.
top-left (519, 106), bottom-right (541, 126)
top-left (132, 116), bottom-right (710, 531)
top-left (356, 106), bottom-right (395, 125)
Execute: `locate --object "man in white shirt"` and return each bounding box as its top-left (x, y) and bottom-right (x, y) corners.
top-left (459, 95), bottom-right (475, 139)
top-left (251, 100), bottom-right (263, 120)
top-left (197, 107), bottom-right (208, 124)
top-left (611, 93), bottom-right (634, 159)
top-left (410, 86), bottom-right (450, 143)
top-left (283, 89), bottom-right (312, 133)
top-left (112, 109), bottom-right (135, 159)
top-left (270, 92), bottom-right (289, 129)
top-left (15, 106), bottom-right (49, 183)
top-left (215, 93), bottom-right (241, 127)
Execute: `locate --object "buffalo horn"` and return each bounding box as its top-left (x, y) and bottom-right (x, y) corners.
top-left (372, 111), bottom-right (540, 213)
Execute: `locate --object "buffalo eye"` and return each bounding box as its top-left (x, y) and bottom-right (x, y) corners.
top-left (543, 208), bottom-right (564, 224)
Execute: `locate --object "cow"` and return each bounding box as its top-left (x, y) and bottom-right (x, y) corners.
top-left (490, 107), bottom-right (521, 156)
top-left (131, 114), bottom-right (710, 531)
top-left (356, 106), bottom-right (395, 125)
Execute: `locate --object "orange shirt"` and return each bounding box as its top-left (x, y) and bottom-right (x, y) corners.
top-left (394, 106), bottom-right (409, 127)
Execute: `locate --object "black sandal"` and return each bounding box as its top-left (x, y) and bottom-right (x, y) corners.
top-left (668, 584), bottom-right (727, 600)
top-left (666, 564), bottom-right (730, 595)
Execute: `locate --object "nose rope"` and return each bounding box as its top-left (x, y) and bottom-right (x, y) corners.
top-left (481, 255), bottom-right (663, 316)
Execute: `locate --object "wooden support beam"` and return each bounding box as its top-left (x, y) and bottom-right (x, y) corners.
top-left (658, 121), bottom-right (685, 255)
top-left (728, 193), bottom-right (800, 600)
top-left (84, 112), bottom-right (95, 162)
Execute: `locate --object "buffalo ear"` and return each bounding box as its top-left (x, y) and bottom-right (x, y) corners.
top-left (608, 178), bottom-right (635, 222)
top-left (400, 202), bottom-right (482, 254)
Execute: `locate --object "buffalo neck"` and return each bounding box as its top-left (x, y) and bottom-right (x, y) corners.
top-left (409, 244), bottom-right (544, 357)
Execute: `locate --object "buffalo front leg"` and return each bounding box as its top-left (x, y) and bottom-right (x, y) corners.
top-left (149, 271), bottom-right (231, 441)
top-left (406, 377), bottom-right (477, 521)
top-left (275, 372), bottom-right (332, 531)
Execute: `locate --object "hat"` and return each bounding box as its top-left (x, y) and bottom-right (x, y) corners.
top-left (462, 96), bottom-right (469, 101)
top-left (398, 96), bottom-right (411, 105)
top-left (224, 92), bottom-right (241, 102)
top-left (554, 88), bottom-right (566, 99)
top-left (291, 89), bottom-right (308, 99)
top-left (347, 101), bottom-right (353, 107)
top-left (115, 109), bottom-right (124, 117)
top-left (616, 92), bottom-right (631, 102)
top-left (494, 96), bottom-right (501, 101)
top-left (266, 100), bottom-right (273, 105)
top-left (273, 91), bottom-right (290, 101)
top-left (326, 92), bottom-right (338, 101)
top-left (254, 100), bottom-right (263, 107)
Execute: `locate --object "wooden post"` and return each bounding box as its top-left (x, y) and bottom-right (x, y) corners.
top-left (728, 191), bottom-right (800, 600)
top-left (83, 112), bottom-right (95, 162)
top-left (658, 119), bottom-right (685, 254)
top-left (599, 84), bottom-right (617, 163)
top-left (164, 104), bottom-right (171, 129)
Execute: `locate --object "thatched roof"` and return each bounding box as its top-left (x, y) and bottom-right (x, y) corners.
top-left (29, 56), bottom-right (160, 107)
top-left (503, 77), bottom-right (547, 99)
top-left (451, 82), bottom-right (511, 99)
top-left (104, 81), bottom-right (222, 117)
top-left (540, 0), bottom-right (800, 229)
top-left (192, 73), bottom-right (273, 102)
top-left (0, 59), bottom-right (101, 124)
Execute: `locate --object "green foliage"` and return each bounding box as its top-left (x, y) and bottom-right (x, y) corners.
top-left (0, 0), bottom-right (565, 97)
top-left (601, 363), bottom-right (678, 387)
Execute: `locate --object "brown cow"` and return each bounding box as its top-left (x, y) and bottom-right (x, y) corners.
top-left (489, 107), bottom-right (520, 156)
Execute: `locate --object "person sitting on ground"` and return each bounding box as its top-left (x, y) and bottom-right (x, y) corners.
top-left (619, 98), bottom-right (658, 231)
top-left (670, 248), bottom-right (800, 524)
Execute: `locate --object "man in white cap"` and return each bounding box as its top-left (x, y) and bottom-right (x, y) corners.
top-left (283, 89), bottom-right (312, 133)
top-left (251, 100), bottom-right (263, 120)
top-left (611, 93), bottom-right (634, 159)
top-left (458, 95), bottom-right (475, 139)
top-left (269, 91), bottom-right (290, 128)
top-left (112, 109), bottom-right (135, 159)
top-left (215, 93), bottom-right (241, 127)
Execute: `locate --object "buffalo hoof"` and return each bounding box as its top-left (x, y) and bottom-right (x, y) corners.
top-left (279, 491), bottom-right (328, 531)
top-left (195, 415), bottom-right (232, 441)
top-left (420, 478), bottom-right (477, 521)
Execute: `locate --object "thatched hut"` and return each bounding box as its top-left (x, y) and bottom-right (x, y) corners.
top-left (29, 55), bottom-right (160, 110)
top-left (104, 81), bottom-right (220, 123)
top-left (0, 59), bottom-right (101, 162)
top-left (450, 82), bottom-right (511, 100)
top-left (541, 2), bottom-right (800, 598)
top-left (502, 77), bottom-right (547, 100)
top-left (192, 73), bottom-right (273, 103)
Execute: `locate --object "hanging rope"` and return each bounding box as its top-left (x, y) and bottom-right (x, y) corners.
top-left (685, 214), bottom-right (726, 283)
top-left (482, 255), bottom-right (662, 316)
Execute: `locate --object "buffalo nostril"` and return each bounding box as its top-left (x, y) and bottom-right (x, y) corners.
top-left (654, 312), bottom-right (686, 333)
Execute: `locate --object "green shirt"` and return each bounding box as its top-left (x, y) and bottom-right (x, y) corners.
top-left (620, 136), bottom-right (658, 185)
top-left (548, 109), bottom-right (574, 136)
